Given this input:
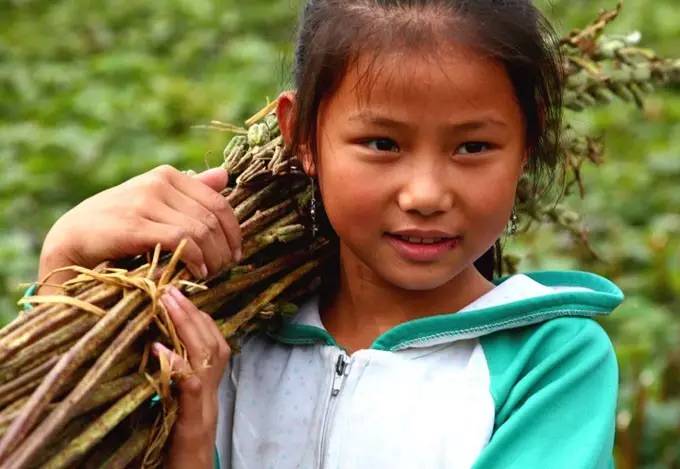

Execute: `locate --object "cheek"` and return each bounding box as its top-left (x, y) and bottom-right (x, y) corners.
top-left (318, 158), bottom-right (386, 234)
top-left (462, 165), bottom-right (520, 230)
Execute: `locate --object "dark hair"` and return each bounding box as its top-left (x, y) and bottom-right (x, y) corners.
top-left (290, 0), bottom-right (564, 281)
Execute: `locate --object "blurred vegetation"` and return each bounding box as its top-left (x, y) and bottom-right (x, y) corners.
top-left (0, 0), bottom-right (678, 466)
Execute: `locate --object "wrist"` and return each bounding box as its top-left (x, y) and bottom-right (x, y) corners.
top-left (38, 233), bottom-right (78, 295)
top-left (166, 434), bottom-right (215, 469)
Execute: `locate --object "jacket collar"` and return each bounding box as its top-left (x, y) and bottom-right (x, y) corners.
top-left (267, 270), bottom-right (623, 352)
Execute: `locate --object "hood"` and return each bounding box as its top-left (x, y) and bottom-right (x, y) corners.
top-left (268, 270), bottom-right (624, 352)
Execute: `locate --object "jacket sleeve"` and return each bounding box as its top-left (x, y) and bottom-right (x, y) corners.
top-left (475, 317), bottom-right (618, 469)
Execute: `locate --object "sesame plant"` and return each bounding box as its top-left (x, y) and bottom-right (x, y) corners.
top-left (512, 2), bottom-right (680, 271)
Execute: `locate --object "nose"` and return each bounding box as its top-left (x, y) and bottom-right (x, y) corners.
top-left (397, 165), bottom-right (454, 216)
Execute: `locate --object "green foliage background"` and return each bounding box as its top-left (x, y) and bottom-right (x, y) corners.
top-left (0, 0), bottom-right (678, 466)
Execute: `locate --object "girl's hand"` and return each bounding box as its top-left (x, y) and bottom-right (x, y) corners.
top-left (155, 286), bottom-right (231, 469)
top-left (38, 165), bottom-right (242, 294)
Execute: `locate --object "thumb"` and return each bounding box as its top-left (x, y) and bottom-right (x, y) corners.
top-left (194, 167), bottom-right (229, 192)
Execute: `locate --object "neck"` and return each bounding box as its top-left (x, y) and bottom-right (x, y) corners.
top-left (320, 244), bottom-right (495, 353)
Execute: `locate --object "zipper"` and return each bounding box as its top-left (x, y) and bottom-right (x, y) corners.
top-left (331, 352), bottom-right (349, 395)
top-left (318, 350), bottom-right (351, 468)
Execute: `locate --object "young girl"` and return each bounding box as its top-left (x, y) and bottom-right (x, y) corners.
top-left (38, 0), bottom-right (624, 467)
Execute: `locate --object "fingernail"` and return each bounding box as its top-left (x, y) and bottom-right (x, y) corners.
top-left (152, 342), bottom-right (166, 355)
top-left (235, 248), bottom-right (242, 263)
top-left (188, 264), bottom-right (201, 279)
top-left (200, 264), bottom-right (209, 279)
top-left (161, 293), bottom-right (179, 312)
top-left (168, 286), bottom-right (184, 302)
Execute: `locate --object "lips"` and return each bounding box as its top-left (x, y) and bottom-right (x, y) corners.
top-left (392, 234), bottom-right (451, 244)
top-left (385, 233), bottom-right (461, 262)
top-left (389, 229), bottom-right (457, 239)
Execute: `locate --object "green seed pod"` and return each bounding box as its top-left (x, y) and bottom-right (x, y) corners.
top-left (639, 81), bottom-right (655, 94)
top-left (223, 136), bottom-right (247, 170)
top-left (264, 114), bottom-right (279, 131)
top-left (578, 91), bottom-right (598, 107)
top-left (609, 82), bottom-right (634, 102)
top-left (280, 303), bottom-right (299, 316)
top-left (597, 38), bottom-right (625, 59)
top-left (561, 125), bottom-right (578, 144)
top-left (567, 70), bottom-right (590, 90)
top-left (248, 123), bottom-right (271, 147)
top-left (223, 135), bottom-right (246, 161)
top-left (572, 138), bottom-right (588, 156)
top-left (563, 91), bottom-right (583, 111)
top-left (609, 67), bottom-right (634, 83)
top-left (565, 100), bottom-right (585, 112)
top-left (628, 83), bottom-right (646, 108)
top-left (632, 64), bottom-right (651, 82)
top-left (559, 210), bottom-right (580, 225)
top-left (591, 87), bottom-right (615, 104)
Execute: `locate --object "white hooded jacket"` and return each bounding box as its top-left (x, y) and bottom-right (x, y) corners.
top-left (214, 270), bottom-right (623, 469)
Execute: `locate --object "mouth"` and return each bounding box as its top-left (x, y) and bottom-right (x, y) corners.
top-left (385, 231), bottom-right (461, 262)
top-left (388, 234), bottom-right (454, 244)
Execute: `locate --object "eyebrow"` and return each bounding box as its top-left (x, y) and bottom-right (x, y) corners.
top-left (347, 111), bottom-right (510, 132)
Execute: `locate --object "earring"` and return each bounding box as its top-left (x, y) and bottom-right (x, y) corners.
top-left (507, 208), bottom-right (519, 236)
top-left (309, 177), bottom-right (319, 238)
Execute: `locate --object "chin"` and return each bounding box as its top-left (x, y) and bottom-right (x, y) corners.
top-left (380, 267), bottom-right (461, 291)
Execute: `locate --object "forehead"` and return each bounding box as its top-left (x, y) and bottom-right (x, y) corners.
top-left (323, 45), bottom-right (522, 124)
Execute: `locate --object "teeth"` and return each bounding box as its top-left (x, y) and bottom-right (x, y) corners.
top-left (398, 236), bottom-right (445, 244)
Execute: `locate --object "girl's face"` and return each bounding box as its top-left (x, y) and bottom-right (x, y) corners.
top-left (288, 45), bottom-right (526, 291)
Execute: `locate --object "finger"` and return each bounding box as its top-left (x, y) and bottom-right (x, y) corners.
top-left (168, 287), bottom-right (231, 386)
top-left (178, 286), bottom-right (230, 363)
top-left (145, 200), bottom-right (223, 277)
top-left (182, 170), bottom-right (242, 263)
top-left (168, 288), bottom-right (225, 381)
top-left (166, 170), bottom-right (243, 263)
top-left (162, 289), bottom-right (215, 373)
top-left (168, 286), bottom-right (219, 357)
top-left (194, 168), bottom-right (229, 192)
top-left (152, 342), bottom-right (203, 423)
top-left (152, 341), bottom-right (193, 376)
top-left (134, 219), bottom-right (207, 279)
top-left (203, 308), bottom-right (231, 370)
top-left (199, 317), bottom-right (230, 389)
top-left (161, 188), bottom-right (232, 275)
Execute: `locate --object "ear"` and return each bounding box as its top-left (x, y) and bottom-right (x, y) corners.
top-left (276, 90), bottom-right (317, 177)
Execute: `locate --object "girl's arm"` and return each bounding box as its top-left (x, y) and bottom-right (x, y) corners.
top-left (475, 317), bottom-right (618, 469)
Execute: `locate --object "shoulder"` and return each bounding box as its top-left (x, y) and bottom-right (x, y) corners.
top-left (231, 331), bottom-right (283, 368)
top-left (479, 318), bottom-right (617, 413)
top-left (232, 330), bottom-right (323, 380)
top-left (481, 316), bottom-right (614, 368)
top-left (472, 318), bottom-right (619, 468)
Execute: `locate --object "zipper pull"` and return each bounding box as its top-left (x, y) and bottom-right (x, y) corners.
top-left (331, 353), bottom-right (349, 396)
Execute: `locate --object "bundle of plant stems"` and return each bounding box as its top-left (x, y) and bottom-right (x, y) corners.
top-left (0, 102), bottom-right (332, 467)
top-left (0, 3), bottom-right (678, 467)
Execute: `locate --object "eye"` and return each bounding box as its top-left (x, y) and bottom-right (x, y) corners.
top-left (364, 138), bottom-right (400, 153)
top-left (457, 142), bottom-right (490, 155)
